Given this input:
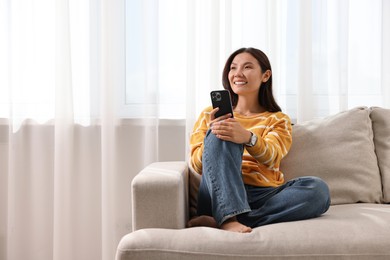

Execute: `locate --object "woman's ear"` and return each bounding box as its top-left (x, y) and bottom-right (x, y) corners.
top-left (262, 70), bottom-right (272, 82)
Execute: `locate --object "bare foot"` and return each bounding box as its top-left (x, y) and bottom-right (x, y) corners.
top-left (187, 215), bottom-right (218, 228)
top-left (220, 217), bottom-right (252, 233)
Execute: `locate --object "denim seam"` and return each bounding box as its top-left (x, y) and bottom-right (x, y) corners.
top-left (203, 144), bottom-right (228, 218)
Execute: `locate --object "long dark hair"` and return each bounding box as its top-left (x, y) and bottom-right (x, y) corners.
top-left (222, 47), bottom-right (281, 112)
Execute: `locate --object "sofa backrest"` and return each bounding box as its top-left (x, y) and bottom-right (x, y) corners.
top-left (370, 107), bottom-right (390, 203)
top-left (280, 107), bottom-right (383, 205)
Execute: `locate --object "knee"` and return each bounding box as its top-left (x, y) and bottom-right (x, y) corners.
top-left (308, 177), bottom-right (331, 213)
top-left (204, 129), bottom-right (220, 146)
top-left (204, 130), bottom-right (243, 154)
top-left (293, 176), bottom-right (330, 212)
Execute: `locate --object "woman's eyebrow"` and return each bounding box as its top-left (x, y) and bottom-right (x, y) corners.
top-left (231, 61), bottom-right (254, 66)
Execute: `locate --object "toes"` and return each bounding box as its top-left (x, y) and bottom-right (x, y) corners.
top-left (240, 226), bottom-right (252, 233)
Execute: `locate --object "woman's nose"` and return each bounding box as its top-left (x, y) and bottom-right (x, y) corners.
top-left (234, 68), bottom-right (244, 76)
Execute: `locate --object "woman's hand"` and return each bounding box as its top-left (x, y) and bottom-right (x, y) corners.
top-left (209, 108), bottom-right (251, 144)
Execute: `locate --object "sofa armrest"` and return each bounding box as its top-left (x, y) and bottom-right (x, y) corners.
top-left (131, 161), bottom-right (189, 231)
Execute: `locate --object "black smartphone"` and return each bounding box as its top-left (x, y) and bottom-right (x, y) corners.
top-left (210, 90), bottom-right (234, 118)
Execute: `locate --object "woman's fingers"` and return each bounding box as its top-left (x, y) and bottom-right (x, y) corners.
top-left (211, 121), bottom-right (232, 138)
top-left (210, 107), bottom-right (219, 121)
top-left (211, 118), bottom-right (251, 144)
top-left (210, 112), bottom-right (232, 126)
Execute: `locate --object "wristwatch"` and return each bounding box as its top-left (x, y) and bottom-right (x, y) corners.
top-left (245, 132), bottom-right (258, 147)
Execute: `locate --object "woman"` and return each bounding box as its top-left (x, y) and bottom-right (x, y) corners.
top-left (188, 47), bottom-right (330, 233)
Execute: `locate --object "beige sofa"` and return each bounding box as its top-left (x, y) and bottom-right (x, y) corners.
top-left (116, 107), bottom-right (390, 260)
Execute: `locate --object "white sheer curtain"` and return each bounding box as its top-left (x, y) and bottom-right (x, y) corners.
top-left (1, 0), bottom-right (129, 259)
top-left (1, 0), bottom-right (390, 260)
top-left (127, 0), bottom-right (390, 124)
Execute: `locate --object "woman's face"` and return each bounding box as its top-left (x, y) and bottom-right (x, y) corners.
top-left (228, 52), bottom-right (270, 97)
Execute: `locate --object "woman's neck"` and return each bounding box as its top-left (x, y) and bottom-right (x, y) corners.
top-left (234, 97), bottom-right (265, 116)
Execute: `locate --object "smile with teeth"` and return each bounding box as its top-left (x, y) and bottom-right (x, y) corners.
top-left (234, 81), bottom-right (247, 85)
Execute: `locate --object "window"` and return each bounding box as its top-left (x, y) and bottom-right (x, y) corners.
top-left (124, 0), bottom-right (388, 121)
top-left (124, 0), bottom-right (187, 119)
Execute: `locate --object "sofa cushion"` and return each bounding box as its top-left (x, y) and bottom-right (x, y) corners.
top-left (117, 204), bottom-right (390, 260)
top-left (281, 107), bottom-right (382, 205)
top-left (370, 107), bottom-right (390, 202)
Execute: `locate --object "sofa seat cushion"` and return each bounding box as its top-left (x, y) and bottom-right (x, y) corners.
top-left (117, 204), bottom-right (390, 260)
top-left (280, 107), bottom-right (382, 205)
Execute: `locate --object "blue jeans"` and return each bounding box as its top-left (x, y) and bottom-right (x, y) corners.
top-left (197, 130), bottom-right (331, 227)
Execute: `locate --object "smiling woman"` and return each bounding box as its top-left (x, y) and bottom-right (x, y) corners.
top-left (188, 47), bottom-right (330, 233)
top-left (229, 54), bottom-right (266, 99)
top-left (223, 48), bottom-right (280, 114)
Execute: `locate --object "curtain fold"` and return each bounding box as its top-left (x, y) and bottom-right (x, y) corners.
top-left (382, 0), bottom-right (390, 106)
top-left (7, 122), bottom-right (54, 260)
top-left (1, 1), bottom-right (390, 260)
top-left (2, 0), bottom-right (128, 259)
top-left (296, 0), bottom-right (314, 122)
top-left (100, 0), bottom-right (125, 258)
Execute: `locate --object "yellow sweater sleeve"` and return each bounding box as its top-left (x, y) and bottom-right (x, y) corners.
top-left (245, 112), bottom-right (292, 169)
top-left (189, 107), bottom-right (212, 174)
top-left (240, 112), bottom-right (292, 187)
